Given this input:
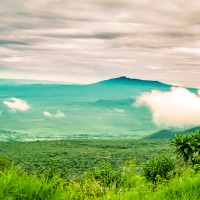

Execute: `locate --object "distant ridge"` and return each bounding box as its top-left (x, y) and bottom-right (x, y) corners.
top-left (0, 77), bottom-right (198, 90)
top-left (0, 78), bottom-right (74, 85)
top-left (0, 76), bottom-right (166, 86)
top-left (0, 76), bottom-right (178, 87)
top-left (144, 126), bottom-right (200, 140)
top-left (97, 76), bottom-right (170, 86)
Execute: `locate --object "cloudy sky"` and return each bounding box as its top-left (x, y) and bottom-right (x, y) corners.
top-left (1, 0), bottom-right (200, 87)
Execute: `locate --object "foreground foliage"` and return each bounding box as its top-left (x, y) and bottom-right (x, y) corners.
top-left (0, 160), bottom-right (199, 200)
top-left (0, 166), bottom-right (67, 200)
top-left (0, 133), bottom-right (199, 199)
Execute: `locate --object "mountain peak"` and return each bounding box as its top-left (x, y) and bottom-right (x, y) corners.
top-left (118, 76), bottom-right (129, 79)
top-left (97, 76), bottom-right (167, 86)
top-left (115, 76), bottom-right (136, 81)
top-left (103, 76), bottom-right (141, 83)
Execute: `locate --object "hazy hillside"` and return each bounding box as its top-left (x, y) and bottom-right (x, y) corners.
top-left (0, 77), bottom-right (198, 141)
top-left (144, 126), bottom-right (200, 139)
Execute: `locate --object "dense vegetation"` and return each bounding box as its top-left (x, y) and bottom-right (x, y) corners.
top-left (0, 132), bottom-right (199, 199)
top-left (0, 139), bottom-right (172, 175)
top-left (0, 159), bottom-right (199, 200)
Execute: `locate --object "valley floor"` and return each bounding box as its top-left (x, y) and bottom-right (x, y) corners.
top-left (0, 139), bottom-right (172, 175)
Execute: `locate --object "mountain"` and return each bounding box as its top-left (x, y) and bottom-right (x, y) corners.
top-left (85, 76), bottom-right (173, 100)
top-left (143, 129), bottom-right (175, 140)
top-left (0, 76), bottom-right (173, 101)
top-left (97, 76), bottom-right (169, 86)
top-left (0, 76), bottom-right (198, 141)
top-left (144, 126), bottom-right (200, 140)
top-left (2, 76), bottom-right (164, 86)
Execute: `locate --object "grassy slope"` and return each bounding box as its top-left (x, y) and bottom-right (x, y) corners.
top-left (104, 172), bottom-right (200, 200)
top-left (0, 167), bottom-right (67, 200)
top-left (0, 139), bottom-right (173, 175)
top-left (0, 165), bottom-right (199, 200)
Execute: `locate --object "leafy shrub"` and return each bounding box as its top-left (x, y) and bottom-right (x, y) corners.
top-left (143, 154), bottom-right (175, 183)
top-left (71, 162), bottom-right (118, 199)
top-left (75, 159), bottom-right (138, 199)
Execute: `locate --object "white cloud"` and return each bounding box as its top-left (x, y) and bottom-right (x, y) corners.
top-left (43, 110), bottom-right (65, 118)
top-left (114, 108), bottom-right (124, 113)
top-left (43, 111), bottom-right (52, 117)
top-left (135, 87), bottom-right (200, 127)
top-left (3, 97), bottom-right (30, 112)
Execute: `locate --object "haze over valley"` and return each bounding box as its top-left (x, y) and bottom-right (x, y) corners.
top-left (0, 76), bottom-right (199, 141)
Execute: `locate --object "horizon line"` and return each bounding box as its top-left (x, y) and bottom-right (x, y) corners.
top-left (0, 76), bottom-right (195, 89)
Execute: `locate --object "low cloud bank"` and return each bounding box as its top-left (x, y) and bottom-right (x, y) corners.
top-left (3, 97), bottom-right (30, 112)
top-left (43, 110), bottom-right (65, 118)
top-left (135, 87), bottom-right (200, 127)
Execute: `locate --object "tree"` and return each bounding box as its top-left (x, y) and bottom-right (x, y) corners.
top-left (172, 131), bottom-right (200, 166)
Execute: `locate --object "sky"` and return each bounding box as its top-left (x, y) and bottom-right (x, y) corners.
top-left (1, 0), bottom-right (200, 87)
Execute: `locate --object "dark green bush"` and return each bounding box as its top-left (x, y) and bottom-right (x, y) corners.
top-left (143, 154), bottom-right (175, 183)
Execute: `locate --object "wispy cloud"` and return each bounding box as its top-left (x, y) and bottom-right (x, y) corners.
top-left (1, 1), bottom-right (200, 87)
top-left (114, 108), bottom-right (124, 113)
top-left (43, 110), bottom-right (65, 118)
top-left (135, 87), bottom-right (200, 127)
top-left (3, 97), bottom-right (30, 112)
